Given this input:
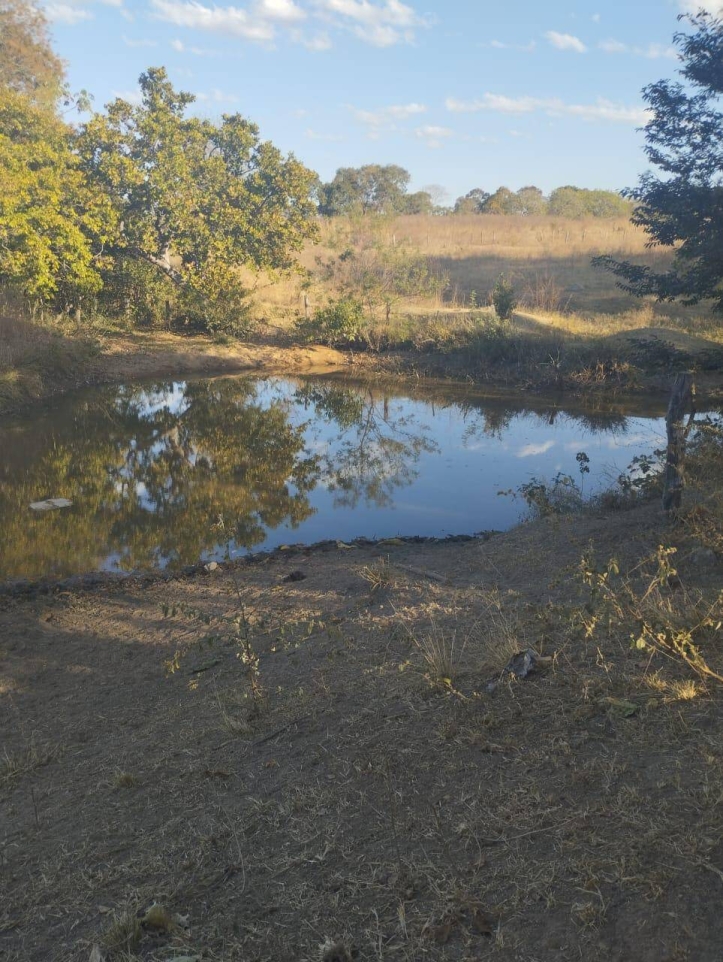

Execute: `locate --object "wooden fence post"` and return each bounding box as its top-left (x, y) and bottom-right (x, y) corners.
top-left (662, 372), bottom-right (695, 513)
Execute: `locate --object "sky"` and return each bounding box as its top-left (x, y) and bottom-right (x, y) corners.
top-left (43, 0), bottom-right (722, 201)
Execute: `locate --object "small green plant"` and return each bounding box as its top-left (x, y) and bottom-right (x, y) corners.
top-left (501, 471), bottom-right (583, 518)
top-left (491, 274), bottom-right (518, 320)
top-left (295, 297), bottom-right (365, 347)
top-left (579, 545), bottom-right (723, 683)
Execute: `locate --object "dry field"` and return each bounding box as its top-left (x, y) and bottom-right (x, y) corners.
top-left (255, 214), bottom-right (720, 339)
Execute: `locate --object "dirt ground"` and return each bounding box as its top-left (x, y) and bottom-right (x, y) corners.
top-left (2, 503), bottom-right (723, 962)
top-left (90, 332), bottom-right (352, 383)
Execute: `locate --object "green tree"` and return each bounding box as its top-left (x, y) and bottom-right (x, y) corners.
top-left (0, 0), bottom-right (65, 108)
top-left (0, 88), bottom-right (114, 306)
top-left (481, 186), bottom-right (521, 215)
top-left (79, 68), bottom-right (319, 333)
top-left (453, 188), bottom-right (490, 214)
top-left (516, 185), bottom-right (548, 216)
top-left (318, 164), bottom-right (412, 216)
top-left (402, 190), bottom-right (435, 215)
top-left (596, 12), bottom-right (723, 311)
top-left (549, 185), bottom-right (630, 218)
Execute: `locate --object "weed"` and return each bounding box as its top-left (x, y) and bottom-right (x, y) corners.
top-left (112, 772), bottom-right (138, 789)
top-left (359, 557), bottom-right (395, 592)
top-left (0, 734), bottom-right (56, 785)
top-left (99, 906), bottom-right (141, 958)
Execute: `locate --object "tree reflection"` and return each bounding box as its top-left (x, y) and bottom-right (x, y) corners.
top-left (0, 379), bottom-right (319, 578)
top-left (295, 383), bottom-right (437, 509)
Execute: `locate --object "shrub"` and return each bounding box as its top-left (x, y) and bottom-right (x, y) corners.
top-left (296, 298), bottom-right (366, 347)
top-left (492, 274), bottom-right (518, 320)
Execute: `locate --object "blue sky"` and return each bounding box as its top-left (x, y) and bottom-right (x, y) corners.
top-left (44, 0), bottom-right (716, 200)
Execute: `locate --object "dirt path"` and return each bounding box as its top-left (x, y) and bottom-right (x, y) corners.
top-left (2, 504), bottom-right (723, 962)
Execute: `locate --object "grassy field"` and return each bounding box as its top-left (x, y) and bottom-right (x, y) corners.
top-left (259, 215), bottom-right (675, 317)
top-left (3, 214), bottom-right (723, 415)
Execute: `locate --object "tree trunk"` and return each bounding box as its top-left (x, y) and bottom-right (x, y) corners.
top-left (662, 373), bottom-right (695, 513)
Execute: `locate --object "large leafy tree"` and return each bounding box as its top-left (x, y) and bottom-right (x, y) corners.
top-left (0, 88), bottom-right (114, 304)
top-left (318, 165), bottom-right (412, 216)
top-left (597, 12), bottom-right (723, 310)
top-left (0, 0), bottom-right (109, 306)
top-left (79, 68), bottom-right (319, 331)
top-left (0, 0), bottom-right (65, 108)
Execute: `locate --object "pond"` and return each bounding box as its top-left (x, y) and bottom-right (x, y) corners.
top-left (0, 375), bottom-right (670, 580)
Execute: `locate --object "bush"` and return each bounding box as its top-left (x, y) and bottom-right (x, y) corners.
top-left (492, 274), bottom-right (518, 320)
top-left (296, 298), bottom-right (366, 347)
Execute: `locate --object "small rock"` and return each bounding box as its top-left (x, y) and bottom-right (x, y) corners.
top-left (204, 561), bottom-right (220, 573)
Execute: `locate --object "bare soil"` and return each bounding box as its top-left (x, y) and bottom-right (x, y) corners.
top-left (2, 503), bottom-right (723, 962)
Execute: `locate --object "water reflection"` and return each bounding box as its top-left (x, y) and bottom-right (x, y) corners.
top-left (0, 376), bottom-right (669, 580)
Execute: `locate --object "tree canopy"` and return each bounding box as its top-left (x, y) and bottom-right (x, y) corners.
top-left (596, 12), bottom-right (723, 310)
top-left (79, 68), bottom-right (319, 331)
top-left (0, 0), bottom-right (65, 108)
top-left (0, 87), bottom-right (112, 303)
top-left (318, 165), bottom-right (418, 216)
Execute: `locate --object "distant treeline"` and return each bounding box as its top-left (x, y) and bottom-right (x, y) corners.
top-left (317, 166), bottom-right (633, 219)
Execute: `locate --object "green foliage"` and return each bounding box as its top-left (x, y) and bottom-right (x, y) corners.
top-left (511, 472), bottom-right (584, 518)
top-left (596, 12), bottom-right (723, 312)
top-left (0, 87), bottom-right (114, 304)
top-left (296, 297), bottom-right (366, 346)
top-left (78, 67), bottom-right (318, 334)
top-left (548, 186), bottom-right (632, 218)
top-left (453, 188), bottom-right (490, 214)
top-left (317, 240), bottom-right (447, 323)
top-left (318, 164), bottom-right (412, 216)
top-left (492, 274), bottom-right (518, 320)
top-left (451, 184), bottom-right (631, 218)
top-left (0, 0), bottom-right (65, 108)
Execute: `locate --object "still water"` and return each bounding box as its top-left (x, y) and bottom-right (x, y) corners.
top-left (0, 375), bottom-right (670, 580)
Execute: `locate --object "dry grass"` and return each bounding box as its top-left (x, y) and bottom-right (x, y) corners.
top-left (252, 214), bottom-right (717, 334)
top-left (0, 302), bottom-right (100, 413)
top-left (3, 507), bottom-right (723, 961)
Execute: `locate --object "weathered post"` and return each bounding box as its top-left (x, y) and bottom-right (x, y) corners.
top-left (662, 372), bottom-right (695, 513)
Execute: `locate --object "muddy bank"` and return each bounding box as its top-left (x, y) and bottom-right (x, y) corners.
top-left (4, 323), bottom-right (723, 418)
top-left (2, 501), bottom-right (723, 961)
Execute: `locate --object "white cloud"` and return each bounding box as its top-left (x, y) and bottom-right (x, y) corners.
top-left (256, 0), bottom-right (305, 20)
top-left (544, 30), bottom-right (587, 53)
top-left (517, 441), bottom-right (555, 457)
top-left (415, 124), bottom-right (452, 147)
top-left (483, 38), bottom-right (536, 52)
top-left (150, 0), bottom-right (303, 42)
top-left (46, 0), bottom-right (129, 22)
top-left (313, 0), bottom-right (431, 47)
top-left (351, 101), bottom-right (427, 127)
top-left (299, 31), bottom-right (332, 48)
top-left (599, 38), bottom-right (676, 59)
top-left (123, 34), bottom-right (158, 45)
top-left (112, 88), bottom-right (143, 104)
top-left (150, 0), bottom-right (426, 46)
top-left (445, 93), bottom-right (649, 125)
top-left (678, 0), bottom-right (723, 11)
top-left (171, 37), bottom-right (217, 53)
top-left (45, 2), bottom-right (94, 22)
top-left (415, 124), bottom-right (452, 137)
